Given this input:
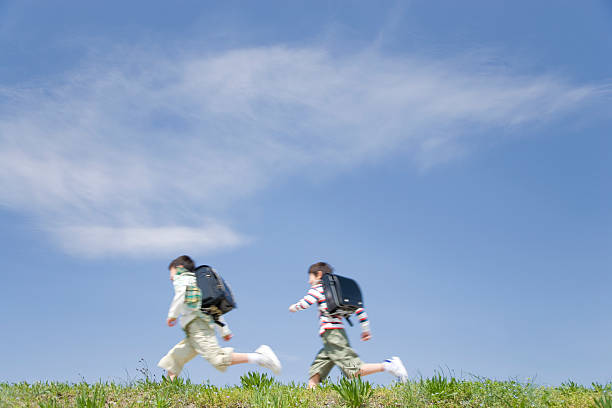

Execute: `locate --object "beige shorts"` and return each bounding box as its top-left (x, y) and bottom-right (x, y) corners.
top-left (158, 317), bottom-right (233, 375)
top-left (309, 329), bottom-right (363, 379)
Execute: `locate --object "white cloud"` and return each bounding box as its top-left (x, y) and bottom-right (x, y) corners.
top-left (0, 45), bottom-right (602, 256)
top-left (54, 224), bottom-right (249, 258)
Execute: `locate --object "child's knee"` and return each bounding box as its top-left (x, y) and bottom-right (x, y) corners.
top-left (202, 347), bottom-right (234, 372)
top-left (158, 354), bottom-right (183, 376)
top-left (309, 361), bottom-right (334, 380)
top-left (338, 358), bottom-right (363, 378)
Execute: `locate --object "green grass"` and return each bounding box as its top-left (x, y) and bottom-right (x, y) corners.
top-left (0, 373), bottom-right (606, 407)
top-left (331, 376), bottom-right (373, 408)
top-left (239, 371), bottom-right (276, 390)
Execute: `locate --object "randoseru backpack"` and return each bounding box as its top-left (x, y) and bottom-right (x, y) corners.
top-left (321, 273), bottom-right (363, 326)
top-left (194, 265), bottom-right (236, 326)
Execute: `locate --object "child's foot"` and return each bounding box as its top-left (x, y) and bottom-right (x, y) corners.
top-left (162, 372), bottom-right (178, 382)
top-left (385, 356), bottom-right (408, 383)
top-left (255, 345), bottom-right (282, 375)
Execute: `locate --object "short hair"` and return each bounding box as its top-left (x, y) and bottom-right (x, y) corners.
top-left (308, 261), bottom-right (333, 276)
top-left (169, 255), bottom-right (195, 271)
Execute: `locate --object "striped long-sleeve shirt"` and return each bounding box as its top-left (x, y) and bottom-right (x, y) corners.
top-left (293, 283), bottom-right (370, 335)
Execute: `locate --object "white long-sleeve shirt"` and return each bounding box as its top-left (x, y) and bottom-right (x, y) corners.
top-left (167, 272), bottom-right (231, 337)
top-left (292, 282), bottom-right (370, 335)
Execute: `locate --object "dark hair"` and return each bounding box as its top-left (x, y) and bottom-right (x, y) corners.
top-left (169, 255), bottom-right (195, 271)
top-left (308, 261), bottom-right (333, 276)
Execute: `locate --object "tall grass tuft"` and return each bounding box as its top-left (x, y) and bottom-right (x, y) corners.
top-left (75, 384), bottom-right (106, 408)
top-left (37, 398), bottom-right (60, 408)
top-left (240, 371), bottom-right (276, 389)
top-left (593, 393), bottom-right (612, 408)
top-left (331, 376), bottom-right (374, 408)
top-left (561, 379), bottom-right (586, 394)
top-left (251, 387), bottom-right (302, 408)
top-left (420, 370), bottom-right (459, 401)
top-left (593, 383), bottom-right (612, 393)
top-left (153, 391), bottom-right (171, 408)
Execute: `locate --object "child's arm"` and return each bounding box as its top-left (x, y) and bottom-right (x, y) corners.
top-left (166, 283), bottom-right (186, 326)
top-left (355, 308), bottom-right (371, 340)
top-left (288, 288), bottom-right (320, 312)
top-left (214, 316), bottom-right (233, 341)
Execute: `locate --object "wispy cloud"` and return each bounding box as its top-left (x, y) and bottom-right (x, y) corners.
top-left (54, 224), bottom-right (248, 258)
top-left (0, 45), bottom-right (602, 256)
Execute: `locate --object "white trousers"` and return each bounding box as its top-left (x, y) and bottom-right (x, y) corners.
top-left (158, 317), bottom-right (233, 375)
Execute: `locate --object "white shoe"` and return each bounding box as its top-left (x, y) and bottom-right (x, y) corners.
top-left (385, 356), bottom-right (408, 383)
top-left (255, 345), bottom-right (282, 375)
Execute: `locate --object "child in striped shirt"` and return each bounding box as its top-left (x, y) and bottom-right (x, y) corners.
top-left (289, 261), bottom-right (408, 388)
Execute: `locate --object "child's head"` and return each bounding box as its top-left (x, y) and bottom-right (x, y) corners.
top-left (308, 261), bottom-right (333, 285)
top-left (168, 255), bottom-right (195, 281)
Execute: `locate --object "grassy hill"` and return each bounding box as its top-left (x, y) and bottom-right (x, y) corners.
top-left (1, 372), bottom-right (607, 407)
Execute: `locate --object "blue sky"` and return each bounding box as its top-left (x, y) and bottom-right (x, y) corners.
top-left (1, 0), bottom-right (611, 387)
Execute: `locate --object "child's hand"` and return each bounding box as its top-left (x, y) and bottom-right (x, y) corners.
top-left (288, 304), bottom-right (298, 313)
top-left (223, 334), bottom-right (233, 342)
top-left (361, 331), bottom-right (371, 341)
top-left (167, 318), bottom-right (177, 327)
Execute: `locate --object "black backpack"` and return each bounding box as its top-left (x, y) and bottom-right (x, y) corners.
top-left (194, 265), bottom-right (236, 326)
top-left (321, 273), bottom-right (363, 326)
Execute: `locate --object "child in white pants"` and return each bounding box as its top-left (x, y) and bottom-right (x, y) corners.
top-left (158, 255), bottom-right (281, 379)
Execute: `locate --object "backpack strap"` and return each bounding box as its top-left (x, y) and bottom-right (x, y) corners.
top-left (345, 316), bottom-right (354, 326)
top-left (202, 310), bottom-right (226, 327)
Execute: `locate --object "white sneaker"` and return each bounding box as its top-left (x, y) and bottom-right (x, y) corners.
top-left (255, 345), bottom-right (282, 375)
top-left (385, 356), bottom-right (408, 383)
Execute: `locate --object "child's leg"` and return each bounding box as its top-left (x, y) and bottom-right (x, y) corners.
top-left (308, 373), bottom-right (321, 389)
top-left (352, 359), bottom-right (408, 381)
top-left (324, 329), bottom-right (407, 381)
top-left (228, 351), bottom-right (270, 365)
top-left (230, 353), bottom-right (249, 365)
top-left (187, 318), bottom-right (234, 372)
top-left (352, 357), bottom-right (410, 382)
top-left (157, 338), bottom-right (198, 380)
top-left (308, 347), bottom-right (334, 389)
top-left (227, 350), bottom-right (275, 367)
top-left (358, 363), bottom-right (384, 376)
top-left (322, 329), bottom-right (364, 379)
top-left (238, 345), bottom-right (282, 374)
top-left (188, 319), bottom-right (281, 373)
